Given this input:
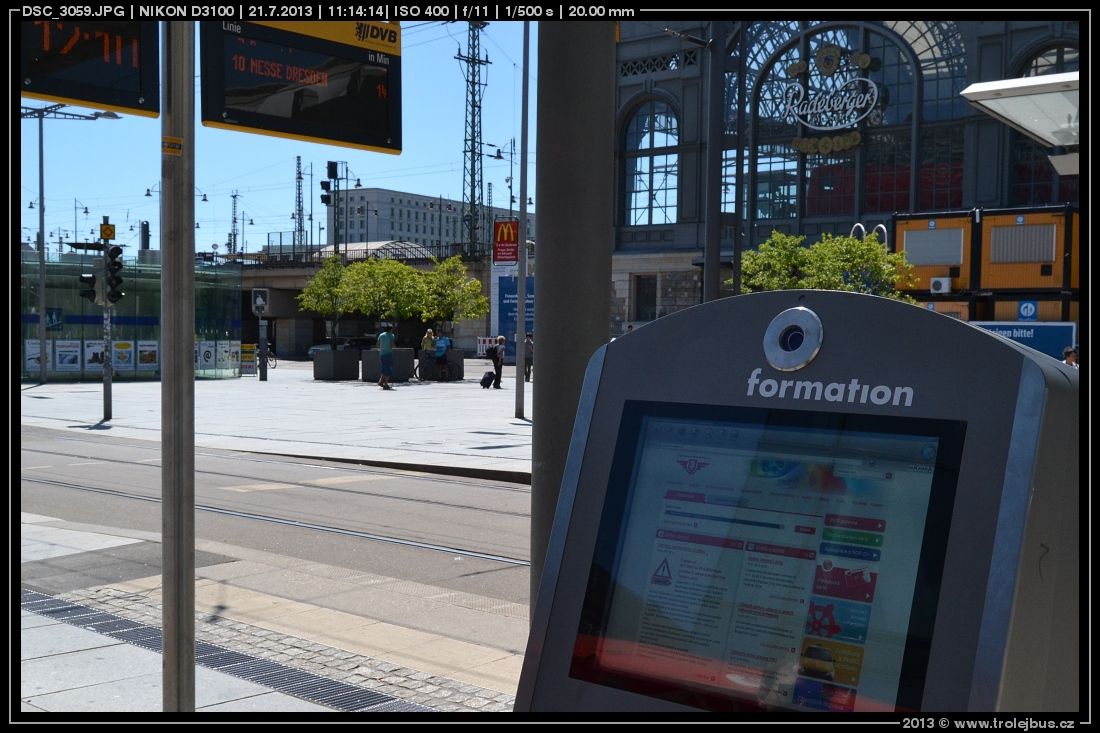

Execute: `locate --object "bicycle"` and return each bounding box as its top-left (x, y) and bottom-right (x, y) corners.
top-left (264, 347), bottom-right (277, 369)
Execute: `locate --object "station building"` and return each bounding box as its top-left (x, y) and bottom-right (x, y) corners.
top-left (611, 19), bottom-right (1080, 346)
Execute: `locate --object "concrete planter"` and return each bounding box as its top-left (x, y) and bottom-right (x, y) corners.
top-left (313, 349), bottom-right (360, 381)
top-left (362, 348), bottom-right (414, 383)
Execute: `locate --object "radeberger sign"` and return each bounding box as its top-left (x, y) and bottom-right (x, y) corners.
top-left (782, 78), bottom-right (880, 131)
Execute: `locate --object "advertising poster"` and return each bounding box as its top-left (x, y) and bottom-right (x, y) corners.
top-left (137, 340), bottom-right (159, 371)
top-left (54, 339), bottom-right (82, 372)
top-left (240, 343), bottom-right (257, 376)
top-left (496, 276), bottom-right (535, 363)
top-left (493, 219), bottom-right (519, 264)
top-left (84, 340), bottom-right (105, 373)
top-left (216, 341), bottom-right (233, 369)
top-left (24, 339), bottom-right (51, 372)
top-left (113, 340), bottom-right (136, 371)
top-left (199, 340), bottom-right (216, 370)
top-left (45, 307), bottom-right (64, 332)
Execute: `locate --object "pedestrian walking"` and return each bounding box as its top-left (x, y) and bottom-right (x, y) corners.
top-left (491, 334), bottom-right (506, 389)
top-left (523, 332), bottom-right (534, 382)
top-left (377, 324), bottom-right (396, 390)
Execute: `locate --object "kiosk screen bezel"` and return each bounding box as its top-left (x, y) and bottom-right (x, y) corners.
top-left (569, 400), bottom-right (966, 712)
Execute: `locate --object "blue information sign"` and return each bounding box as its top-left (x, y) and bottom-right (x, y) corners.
top-left (971, 321), bottom-right (1076, 360)
top-left (497, 276), bottom-right (534, 364)
top-left (1017, 301), bottom-right (1038, 321)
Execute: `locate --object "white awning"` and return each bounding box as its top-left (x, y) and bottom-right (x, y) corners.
top-left (961, 71), bottom-right (1078, 148)
top-left (961, 71), bottom-right (1078, 176)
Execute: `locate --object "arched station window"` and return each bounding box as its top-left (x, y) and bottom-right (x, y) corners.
top-left (624, 100), bottom-right (680, 225)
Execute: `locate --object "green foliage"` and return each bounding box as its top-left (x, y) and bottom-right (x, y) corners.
top-left (419, 256), bottom-right (489, 324)
top-left (342, 258), bottom-right (423, 322)
top-left (734, 231), bottom-right (917, 301)
top-left (297, 257), bottom-right (355, 348)
top-left (298, 256), bottom-right (489, 341)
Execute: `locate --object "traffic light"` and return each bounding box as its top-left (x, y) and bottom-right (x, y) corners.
top-left (78, 273), bottom-right (98, 304)
top-left (105, 245), bottom-right (124, 304)
top-left (320, 194), bottom-right (331, 205)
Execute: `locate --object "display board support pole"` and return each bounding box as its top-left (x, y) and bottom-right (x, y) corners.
top-left (161, 21), bottom-right (197, 712)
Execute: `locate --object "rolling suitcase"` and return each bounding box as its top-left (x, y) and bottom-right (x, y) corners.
top-left (481, 371), bottom-right (495, 389)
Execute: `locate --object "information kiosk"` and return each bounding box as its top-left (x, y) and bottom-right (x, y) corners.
top-left (516, 291), bottom-right (1078, 713)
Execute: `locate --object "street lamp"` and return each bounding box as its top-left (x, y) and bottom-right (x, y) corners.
top-left (489, 139), bottom-right (517, 219)
top-left (74, 199), bottom-right (90, 246)
top-left (20, 103), bottom-right (118, 383)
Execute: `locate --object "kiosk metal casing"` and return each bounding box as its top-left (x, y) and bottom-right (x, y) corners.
top-left (516, 290), bottom-right (1078, 713)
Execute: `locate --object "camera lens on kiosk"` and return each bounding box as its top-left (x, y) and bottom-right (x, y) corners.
top-left (780, 325), bottom-right (805, 352)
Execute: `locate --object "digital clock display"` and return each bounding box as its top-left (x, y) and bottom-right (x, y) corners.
top-left (20, 21), bottom-right (160, 116)
top-left (200, 21), bottom-right (401, 154)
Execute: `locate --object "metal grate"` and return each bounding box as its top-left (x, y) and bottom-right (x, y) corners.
top-left (990, 223), bottom-right (1056, 263)
top-left (903, 227), bottom-right (964, 265)
top-left (21, 587), bottom-right (411, 713)
top-left (363, 698), bottom-right (437, 712)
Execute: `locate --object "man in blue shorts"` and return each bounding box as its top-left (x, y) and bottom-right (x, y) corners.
top-left (377, 324), bottom-right (396, 390)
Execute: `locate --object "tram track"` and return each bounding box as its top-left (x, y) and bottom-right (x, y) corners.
top-left (21, 444), bottom-right (531, 519)
top-left (22, 475), bottom-right (531, 567)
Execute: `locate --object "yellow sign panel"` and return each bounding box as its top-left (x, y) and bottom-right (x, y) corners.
top-left (254, 21), bottom-right (401, 55)
top-left (162, 136), bottom-right (183, 157)
top-left (100, 224), bottom-right (116, 240)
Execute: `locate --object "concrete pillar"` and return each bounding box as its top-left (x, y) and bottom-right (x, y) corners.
top-left (531, 23), bottom-right (616, 607)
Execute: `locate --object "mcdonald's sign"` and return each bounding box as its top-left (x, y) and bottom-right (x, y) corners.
top-left (493, 220), bottom-right (520, 264)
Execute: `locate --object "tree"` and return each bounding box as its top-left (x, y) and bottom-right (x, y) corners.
top-left (419, 256), bottom-right (489, 328)
top-left (342, 258), bottom-right (423, 323)
top-left (735, 231), bottom-right (917, 301)
top-left (296, 256), bottom-right (354, 351)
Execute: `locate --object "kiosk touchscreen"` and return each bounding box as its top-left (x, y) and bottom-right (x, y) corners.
top-left (516, 291), bottom-right (1078, 713)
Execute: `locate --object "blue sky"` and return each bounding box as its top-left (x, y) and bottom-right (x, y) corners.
top-left (18, 21), bottom-right (536, 256)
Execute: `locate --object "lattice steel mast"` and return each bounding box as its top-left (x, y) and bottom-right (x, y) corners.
top-left (456, 22), bottom-right (490, 258)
